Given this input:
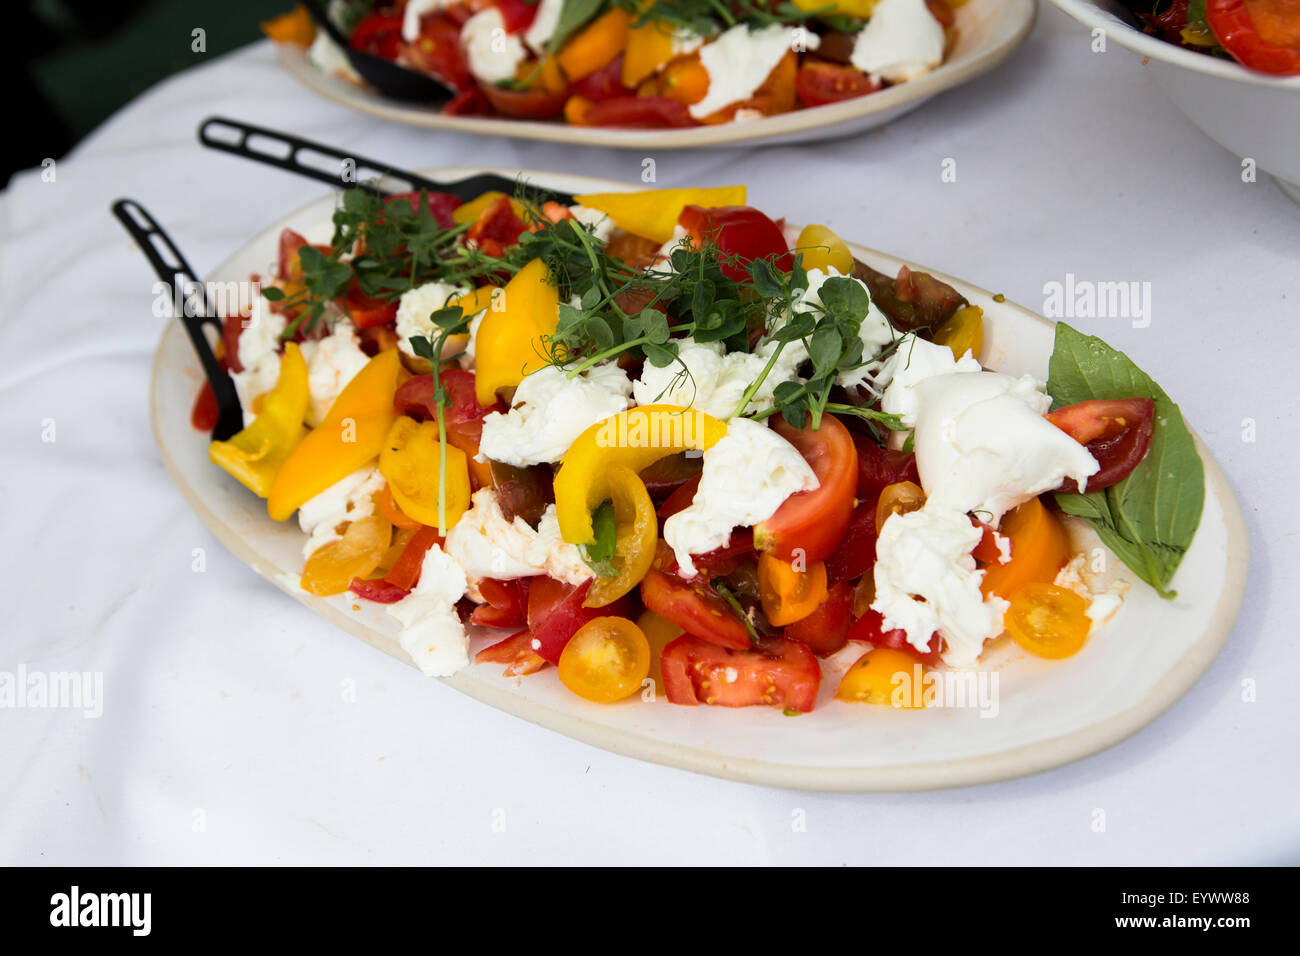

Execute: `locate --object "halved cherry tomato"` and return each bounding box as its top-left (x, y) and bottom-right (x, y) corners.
top-left (527, 578), bottom-right (632, 663)
top-left (348, 577), bottom-right (410, 604)
top-left (639, 54), bottom-right (710, 105)
top-left (875, 480), bottom-right (926, 533)
top-left (757, 552), bottom-right (828, 626)
top-left (349, 13), bottom-right (404, 60)
top-left (837, 648), bottom-right (925, 707)
top-left (661, 635), bottom-right (821, 712)
top-left (470, 578), bottom-right (528, 629)
top-left (403, 14), bottom-right (473, 90)
top-left (584, 466), bottom-right (658, 608)
top-left (793, 223), bottom-right (854, 275)
top-left (846, 607), bottom-right (942, 667)
top-left (466, 194), bottom-right (528, 250)
top-left (1046, 398), bottom-right (1155, 493)
top-left (678, 205), bottom-right (793, 281)
top-left (582, 95), bottom-right (698, 128)
top-left (784, 580), bottom-right (854, 657)
top-left (795, 59), bottom-right (881, 108)
top-left (852, 434), bottom-right (919, 500)
top-left (1206, 0), bottom-right (1300, 74)
top-left (931, 304), bottom-right (984, 361)
top-left (1004, 583), bottom-right (1091, 659)
top-left (979, 496), bottom-right (1069, 600)
top-left (640, 568), bottom-right (751, 650)
top-left (394, 369), bottom-right (505, 443)
top-left (476, 629), bottom-right (548, 676)
top-left (558, 616), bottom-right (651, 702)
top-left (482, 82), bottom-right (569, 119)
top-left (344, 277), bottom-right (399, 329)
top-left (277, 228), bottom-right (309, 281)
top-left (756, 414), bottom-right (858, 564)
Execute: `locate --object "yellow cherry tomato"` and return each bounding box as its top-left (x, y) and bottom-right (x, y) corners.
top-left (584, 466), bottom-right (658, 608)
top-left (473, 257), bottom-right (559, 406)
top-left (300, 513), bottom-right (393, 596)
top-left (636, 609), bottom-right (685, 697)
top-left (209, 341), bottom-right (309, 497)
top-left (1004, 583), bottom-right (1091, 659)
top-left (558, 616), bottom-right (651, 703)
top-left (757, 553), bottom-right (829, 626)
top-left (554, 404), bottom-right (728, 545)
top-left (378, 415), bottom-right (471, 532)
top-left (570, 186), bottom-right (747, 244)
top-left (931, 304), bottom-right (984, 362)
top-left (267, 348), bottom-right (402, 522)
top-left (794, 224), bottom-right (854, 276)
top-left (875, 480), bottom-right (926, 534)
top-left (836, 648), bottom-right (926, 708)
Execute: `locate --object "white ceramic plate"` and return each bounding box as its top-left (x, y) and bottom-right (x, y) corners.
top-left (1050, 0), bottom-right (1300, 201)
top-left (149, 169), bottom-right (1247, 791)
top-left (278, 0), bottom-right (1035, 149)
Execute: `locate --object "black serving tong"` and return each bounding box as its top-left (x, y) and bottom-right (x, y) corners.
top-left (197, 116), bottom-right (577, 205)
top-left (111, 199), bottom-right (244, 442)
top-left (302, 0), bottom-right (455, 103)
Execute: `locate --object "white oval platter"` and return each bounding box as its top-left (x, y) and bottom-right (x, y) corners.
top-left (149, 168), bottom-right (1248, 791)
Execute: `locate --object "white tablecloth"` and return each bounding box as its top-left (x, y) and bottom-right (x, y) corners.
top-left (2, 6), bottom-right (1296, 865)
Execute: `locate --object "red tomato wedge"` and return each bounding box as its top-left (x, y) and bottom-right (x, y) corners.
top-left (384, 526), bottom-right (442, 592)
top-left (640, 569), bottom-right (751, 650)
top-left (755, 414), bottom-right (858, 564)
top-left (1207, 0), bottom-right (1300, 75)
top-left (846, 608), bottom-right (942, 667)
top-left (795, 60), bottom-right (881, 107)
top-left (784, 580), bottom-right (854, 657)
top-left (469, 578), bottom-right (528, 629)
top-left (526, 578), bottom-right (632, 663)
top-left (583, 96), bottom-right (698, 128)
top-left (825, 499), bottom-right (878, 583)
top-left (678, 205), bottom-right (793, 281)
top-left (476, 629), bottom-right (548, 676)
top-left (661, 635), bottom-right (822, 712)
top-left (404, 14), bottom-right (473, 90)
top-left (1045, 398), bottom-right (1155, 493)
top-left (349, 577), bottom-right (410, 604)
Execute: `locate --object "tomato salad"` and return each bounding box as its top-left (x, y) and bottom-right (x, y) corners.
top-left (265, 0), bottom-right (958, 127)
top-left (202, 181), bottom-right (1202, 713)
top-left (1122, 0), bottom-right (1300, 74)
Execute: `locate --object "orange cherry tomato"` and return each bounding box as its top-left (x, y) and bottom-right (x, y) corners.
top-left (757, 553), bottom-right (829, 626)
top-left (874, 480), bottom-right (926, 533)
top-left (979, 496), bottom-right (1070, 601)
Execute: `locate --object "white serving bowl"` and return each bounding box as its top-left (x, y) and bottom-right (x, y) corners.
top-left (1051, 0), bottom-right (1300, 200)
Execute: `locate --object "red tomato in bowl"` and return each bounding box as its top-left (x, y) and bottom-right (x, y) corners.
top-left (661, 635), bottom-right (822, 711)
top-left (1045, 398), bottom-right (1155, 493)
top-left (481, 83), bottom-right (569, 119)
top-left (795, 61), bottom-right (881, 107)
top-left (847, 608), bottom-right (942, 667)
top-left (1206, 0), bottom-right (1300, 75)
top-left (852, 434), bottom-right (919, 500)
top-left (350, 13), bottom-right (404, 60)
top-left (784, 580), bottom-right (854, 657)
top-left (755, 414), bottom-right (858, 564)
top-left (583, 96), bottom-right (698, 128)
top-left (640, 569), bottom-right (751, 650)
top-left (678, 205), bottom-right (793, 281)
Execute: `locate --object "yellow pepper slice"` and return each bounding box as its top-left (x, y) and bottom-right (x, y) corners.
top-left (473, 258), bottom-right (559, 406)
top-left (621, 18), bottom-right (676, 88)
top-left (571, 186), bottom-right (747, 244)
top-left (554, 404), bottom-right (728, 545)
top-left (556, 8), bottom-right (631, 81)
top-left (452, 191), bottom-right (528, 226)
top-left (791, 0), bottom-right (878, 17)
top-left (378, 415), bottom-right (472, 531)
top-left (208, 342), bottom-right (309, 497)
top-left (931, 304), bottom-right (984, 361)
top-left (267, 348), bottom-right (402, 522)
top-left (793, 223), bottom-right (854, 276)
top-left (584, 465), bottom-right (658, 608)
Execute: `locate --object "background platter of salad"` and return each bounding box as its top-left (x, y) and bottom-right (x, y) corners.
top-left (193, 176), bottom-right (1207, 717)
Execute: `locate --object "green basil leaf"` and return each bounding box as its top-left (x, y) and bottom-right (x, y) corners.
top-left (1047, 322), bottom-right (1204, 598)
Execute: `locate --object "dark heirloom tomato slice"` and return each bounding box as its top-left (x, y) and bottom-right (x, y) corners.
top-left (661, 635), bottom-right (822, 712)
top-left (640, 569), bottom-right (751, 650)
top-left (489, 460), bottom-right (555, 527)
top-left (847, 608), bottom-right (942, 667)
top-left (656, 474), bottom-right (701, 519)
top-left (678, 205), bottom-right (793, 281)
top-left (1046, 398), bottom-right (1155, 493)
top-left (638, 451), bottom-right (704, 499)
top-left (756, 414), bottom-right (858, 564)
top-left (795, 60), bottom-right (881, 108)
top-left (784, 580), bottom-right (854, 657)
top-left (1206, 0), bottom-right (1300, 75)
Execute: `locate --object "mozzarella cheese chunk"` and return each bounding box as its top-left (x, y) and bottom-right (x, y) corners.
top-left (872, 507), bottom-right (1009, 669)
top-left (395, 280), bottom-right (471, 362)
top-left (691, 24), bottom-right (819, 120)
top-left (632, 337), bottom-right (808, 420)
top-left (568, 205), bottom-right (615, 243)
top-left (299, 317), bottom-right (371, 427)
top-left (387, 545), bottom-right (470, 677)
top-left (461, 8), bottom-right (527, 83)
top-left (478, 363), bottom-right (633, 467)
top-left (523, 0), bottom-right (565, 51)
top-left (664, 418), bottom-right (818, 578)
top-left (229, 296), bottom-right (286, 427)
top-left (459, 305), bottom-right (491, 370)
top-left (402, 0), bottom-right (451, 42)
top-left (879, 334), bottom-right (982, 427)
top-left (912, 371), bottom-right (1099, 524)
top-left (308, 29), bottom-right (361, 82)
top-left (445, 489), bottom-right (592, 587)
top-left (851, 0), bottom-right (946, 84)
top-left (297, 466), bottom-right (385, 559)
